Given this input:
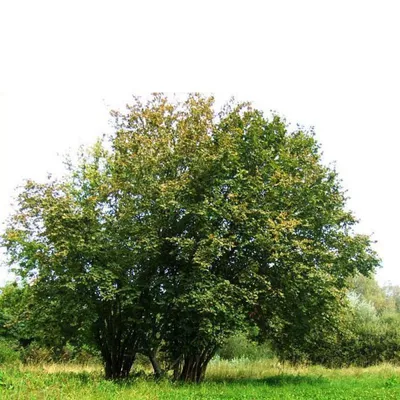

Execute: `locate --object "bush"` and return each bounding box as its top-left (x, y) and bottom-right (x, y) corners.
top-left (0, 339), bottom-right (21, 365)
top-left (60, 343), bottom-right (101, 364)
top-left (218, 334), bottom-right (274, 360)
top-left (20, 342), bottom-right (54, 364)
top-left (295, 294), bottom-right (400, 368)
top-left (70, 345), bottom-right (101, 365)
top-left (20, 341), bottom-right (101, 365)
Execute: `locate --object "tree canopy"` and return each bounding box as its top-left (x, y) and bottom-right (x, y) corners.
top-left (1, 94), bottom-right (380, 381)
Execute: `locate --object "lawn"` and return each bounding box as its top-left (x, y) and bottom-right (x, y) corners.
top-left (1, 359), bottom-right (400, 399)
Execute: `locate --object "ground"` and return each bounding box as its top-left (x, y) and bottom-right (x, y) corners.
top-left (1, 359), bottom-right (400, 399)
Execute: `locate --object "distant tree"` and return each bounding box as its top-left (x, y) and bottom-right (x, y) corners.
top-left (1, 94), bottom-right (380, 381)
top-left (296, 275), bottom-right (400, 367)
top-left (383, 283), bottom-right (400, 313)
top-left (349, 273), bottom-right (391, 314)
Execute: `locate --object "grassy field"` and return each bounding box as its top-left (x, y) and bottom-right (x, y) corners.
top-left (1, 359), bottom-right (400, 399)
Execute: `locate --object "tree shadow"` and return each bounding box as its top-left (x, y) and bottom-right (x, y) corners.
top-left (207, 374), bottom-right (329, 387)
top-left (52, 371), bottom-right (328, 388)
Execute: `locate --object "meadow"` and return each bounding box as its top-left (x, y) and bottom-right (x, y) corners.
top-left (1, 358), bottom-right (400, 399)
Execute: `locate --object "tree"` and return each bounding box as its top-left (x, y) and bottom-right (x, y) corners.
top-left (349, 273), bottom-right (391, 314)
top-left (1, 94), bottom-right (380, 381)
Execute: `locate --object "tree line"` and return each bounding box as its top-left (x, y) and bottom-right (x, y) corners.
top-left (0, 94), bottom-right (380, 381)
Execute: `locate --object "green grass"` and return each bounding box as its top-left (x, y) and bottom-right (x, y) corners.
top-left (1, 359), bottom-right (400, 399)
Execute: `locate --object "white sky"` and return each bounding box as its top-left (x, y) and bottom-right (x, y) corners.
top-left (1, 0), bottom-right (399, 286)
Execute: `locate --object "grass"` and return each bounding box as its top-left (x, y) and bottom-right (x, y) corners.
top-left (1, 359), bottom-right (400, 399)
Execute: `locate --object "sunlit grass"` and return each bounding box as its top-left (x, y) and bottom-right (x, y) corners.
top-left (23, 362), bottom-right (103, 374)
top-left (208, 357), bottom-right (400, 380)
top-left (2, 359), bottom-right (400, 399)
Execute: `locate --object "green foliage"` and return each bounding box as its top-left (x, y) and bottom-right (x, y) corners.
top-left (383, 283), bottom-right (400, 313)
top-left (341, 285), bottom-right (400, 367)
top-left (293, 275), bottom-right (400, 368)
top-left (218, 334), bottom-right (273, 360)
top-left (0, 283), bottom-right (31, 342)
top-left (349, 274), bottom-right (392, 314)
top-left (1, 94), bottom-right (380, 380)
top-left (18, 342), bottom-right (100, 365)
top-left (342, 276), bottom-right (400, 366)
top-left (0, 339), bottom-right (20, 365)
top-left (348, 292), bottom-right (379, 325)
top-left (20, 342), bottom-right (54, 364)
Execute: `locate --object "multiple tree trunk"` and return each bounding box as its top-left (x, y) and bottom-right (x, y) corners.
top-left (104, 351), bottom-right (136, 380)
top-left (173, 347), bottom-right (217, 383)
top-left (95, 301), bottom-right (140, 380)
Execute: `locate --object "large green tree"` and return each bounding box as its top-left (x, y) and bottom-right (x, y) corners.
top-left (1, 94), bottom-right (380, 381)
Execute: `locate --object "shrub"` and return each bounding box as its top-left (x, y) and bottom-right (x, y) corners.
top-left (218, 334), bottom-right (274, 360)
top-left (20, 342), bottom-right (54, 364)
top-left (0, 338), bottom-right (21, 365)
top-left (301, 294), bottom-right (400, 368)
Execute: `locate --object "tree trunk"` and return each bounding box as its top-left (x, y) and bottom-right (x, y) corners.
top-left (175, 346), bottom-right (216, 383)
top-left (149, 351), bottom-right (163, 379)
top-left (104, 351), bottom-right (136, 380)
top-left (95, 309), bottom-right (139, 380)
